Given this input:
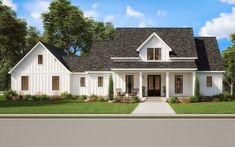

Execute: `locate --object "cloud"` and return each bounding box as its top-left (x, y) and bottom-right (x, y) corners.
top-left (157, 10), bottom-right (166, 16)
top-left (199, 7), bottom-right (235, 39)
top-left (104, 15), bottom-right (114, 22)
top-left (84, 3), bottom-right (99, 18)
top-left (221, 0), bottom-right (235, 4)
top-left (25, 0), bottom-right (50, 20)
top-left (2, 0), bottom-right (17, 10)
top-left (126, 6), bottom-right (144, 18)
top-left (138, 22), bottom-right (146, 27)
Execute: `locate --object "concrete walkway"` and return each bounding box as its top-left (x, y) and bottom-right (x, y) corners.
top-left (132, 102), bottom-right (175, 114)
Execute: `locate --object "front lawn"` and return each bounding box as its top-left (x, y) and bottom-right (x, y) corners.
top-left (170, 101), bottom-right (235, 114)
top-left (0, 100), bottom-right (138, 114)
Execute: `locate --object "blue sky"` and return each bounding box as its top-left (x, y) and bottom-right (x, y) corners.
top-left (2, 0), bottom-right (235, 51)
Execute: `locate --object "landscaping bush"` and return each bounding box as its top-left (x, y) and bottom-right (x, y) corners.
top-left (189, 96), bottom-right (199, 103)
top-left (72, 95), bottom-right (80, 100)
top-left (131, 96), bottom-right (140, 103)
top-left (195, 76), bottom-right (200, 98)
top-left (23, 94), bottom-right (34, 101)
top-left (179, 97), bottom-right (190, 103)
top-left (60, 92), bottom-right (73, 100)
top-left (113, 97), bottom-right (122, 103)
top-left (79, 95), bottom-right (87, 101)
top-left (113, 97), bottom-right (134, 103)
top-left (98, 97), bottom-right (106, 102)
top-left (168, 96), bottom-right (179, 104)
top-left (36, 94), bottom-right (50, 101)
top-left (89, 94), bottom-right (99, 102)
top-left (108, 74), bottom-right (114, 100)
top-left (50, 95), bottom-right (60, 100)
top-left (200, 96), bottom-right (212, 102)
top-left (3, 90), bottom-right (18, 100)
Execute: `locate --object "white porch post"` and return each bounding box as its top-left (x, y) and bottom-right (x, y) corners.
top-left (166, 72), bottom-right (169, 98)
top-left (139, 72), bottom-right (143, 98)
top-left (192, 71), bottom-right (196, 96)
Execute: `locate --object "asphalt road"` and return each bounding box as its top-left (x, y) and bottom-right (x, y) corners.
top-left (0, 118), bottom-right (235, 147)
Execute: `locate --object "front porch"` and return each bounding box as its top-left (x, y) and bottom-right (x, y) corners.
top-left (113, 70), bottom-right (196, 100)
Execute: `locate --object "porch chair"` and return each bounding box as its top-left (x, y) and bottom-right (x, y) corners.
top-left (130, 88), bottom-right (139, 96)
top-left (116, 88), bottom-right (126, 97)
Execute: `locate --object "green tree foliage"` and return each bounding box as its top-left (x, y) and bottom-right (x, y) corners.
top-left (42, 0), bottom-right (114, 55)
top-left (0, 1), bottom-right (27, 90)
top-left (222, 36), bottom-right (235, 95)
top-left (195, 76), bottom-right (200, 98)
top-left (26, 26), bottom-right (41, 52)
top-left (108, 74), bottom-right (114, 100)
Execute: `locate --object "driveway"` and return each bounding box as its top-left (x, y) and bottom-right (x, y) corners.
top-left (132, 102), bottom-right (175, 114)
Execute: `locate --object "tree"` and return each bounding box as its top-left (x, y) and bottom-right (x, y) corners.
top-left (0, 1), bottom-right (27, 90)
top-left (42, 0), bottom-right (114, 55)
top-left (222, 38), bottom-right (235, 95)
top-left (108, 74), bottom-right (114, 100)
top-left (42, 0), bottom-right (93, 54)
top-left (195, 76), bottom-right (200, 98)
top-left (26, 26), bottom-right (41, 52)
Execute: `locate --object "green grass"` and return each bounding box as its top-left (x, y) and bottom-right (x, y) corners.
top-left (170, 101), bottom-right (235, 114)
top-left (0, 100), bottom-right (138, 114)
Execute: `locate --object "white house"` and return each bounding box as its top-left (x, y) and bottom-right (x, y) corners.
top-left (8, 28), bottom-right (224, 100)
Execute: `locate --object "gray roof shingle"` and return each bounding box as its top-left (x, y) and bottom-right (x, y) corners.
top-left (40, 28), bottom-right (224, 72)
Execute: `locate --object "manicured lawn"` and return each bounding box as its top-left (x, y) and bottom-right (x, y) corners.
top-left (170, 101), bottom-right (235, 114)
top-left (0, 100), bottom-right (138, 114)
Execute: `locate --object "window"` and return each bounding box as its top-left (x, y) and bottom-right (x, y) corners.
top-left (175, 75), bottom-right (183, 93)
top-left (21, 76), bottom-right (28, 90)
top-left (38, 55), bottom-right (43, 64)
top-left (52, 76), bottom-right (59, 90)
top-left (98, 77), bottom-right (103, 87)
top-left (126, 75), bottom-right (134, 94)
top-left (80, 77), bottom-right (85, 87)
top-left (207, 76), bottom-right (212, 87)
top-left (147, 48), bottom-right (161, 60)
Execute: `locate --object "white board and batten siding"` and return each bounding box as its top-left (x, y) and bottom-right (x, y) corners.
top-left (139, 34), bottom-right (171, 62)
top-left (197, 72), bottom-right (223, 96)
top-left (70, 73), bottom-right (110, 96)
top-left (10, 44), bottom-right (70, 95)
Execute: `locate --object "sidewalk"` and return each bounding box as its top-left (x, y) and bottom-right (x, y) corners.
top-left (132, 102), bottom-right (176, 114)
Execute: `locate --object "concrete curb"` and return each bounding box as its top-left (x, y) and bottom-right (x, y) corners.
top-left (1, 114), bottom-right (235, 119)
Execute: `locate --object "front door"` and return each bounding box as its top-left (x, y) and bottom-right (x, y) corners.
top-left (148, 75), bottom-right (161, 96)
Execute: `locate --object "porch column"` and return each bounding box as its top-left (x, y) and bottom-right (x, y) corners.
top-left (139, 72), bottom-right (143, 98)
top-left (192, 71), bottom-right (196, 96)
top-left (166, 72), bottom-right (169, 98)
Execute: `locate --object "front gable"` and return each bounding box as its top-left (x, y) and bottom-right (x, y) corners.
top-left (137, 32), bottom-right (172, 61)
top-left (9, 42), bottom-right (70, 74)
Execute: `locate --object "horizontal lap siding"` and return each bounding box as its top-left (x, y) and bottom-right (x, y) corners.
top-left (11, 44), bottom-right (70, 95)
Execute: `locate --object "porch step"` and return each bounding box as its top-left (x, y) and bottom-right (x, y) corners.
top-left (145, 97), bottom-right (163, 102)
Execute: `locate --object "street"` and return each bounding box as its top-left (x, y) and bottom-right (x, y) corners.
top-left (0, 118), bottom-right (235, 147)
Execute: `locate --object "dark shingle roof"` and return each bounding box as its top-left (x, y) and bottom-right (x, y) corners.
top-left (39, 28), bottom-right (223, 72)
top-left (195, 37), bottom-right (224, 71)
top-left (40, 41), bottom-right (71, 71)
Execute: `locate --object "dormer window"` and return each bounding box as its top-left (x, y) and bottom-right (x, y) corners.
top-left (38, 55), bottom-right (43, 64)
top-left (147, 48), bottom-right (161, 60)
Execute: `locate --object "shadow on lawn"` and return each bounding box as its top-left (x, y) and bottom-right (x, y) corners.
top-left (0, 100), bottom-right (76, 108)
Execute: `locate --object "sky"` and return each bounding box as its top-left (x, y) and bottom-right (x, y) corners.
top-left (2, 0), bottom-right (235, 51)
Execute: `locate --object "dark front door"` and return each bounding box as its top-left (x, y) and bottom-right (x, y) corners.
top-left (148, 75), bottom-right (161, 96)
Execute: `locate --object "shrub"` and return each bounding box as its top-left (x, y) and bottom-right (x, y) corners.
top-left (60, 92), bottom-right (73, 100)
top-left (195, 76), bottom-right (200, 98)
top-left (98, 97), bottom-right (106, 102)
top-left (50, 95), bottom-right (60, 100)
top-left (113, 97), bottom-right (122, 103)
top-left (131, 96), bottom-right (140, 103)
top-left (121, 97), bottom-right (133, 103)
top-left (168, 96), bottom-right (179, 104)
top-left (200, 96), bottom-right (212, 102)
top-left (72, 95), bottom-right (80, 100)
top-left (189, 96), bottom-right (199, 103)
top-left (89, 94), bottom-right (99, 102)
top-left (37, 94), bottom-right (50, 101)
top-left (108, 74), bottom-right (114, 100)
top-left (79, 95), bottom-right (87, 101)
top-left (3, 90), bottom-right (18, 100)
top-left (179, 97), bottom-right (190, 103)
top-left (23, 94), bottom-right (34, 101)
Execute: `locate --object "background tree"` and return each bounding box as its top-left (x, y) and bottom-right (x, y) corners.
top-left (26, 26), bottom-right (41, 52)
top-left (42, 0), bottom-right (114, 55)
top-left (222, 34), bottom-right (235, 95)
top-left (0, 1), bottom-right (27, 90)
